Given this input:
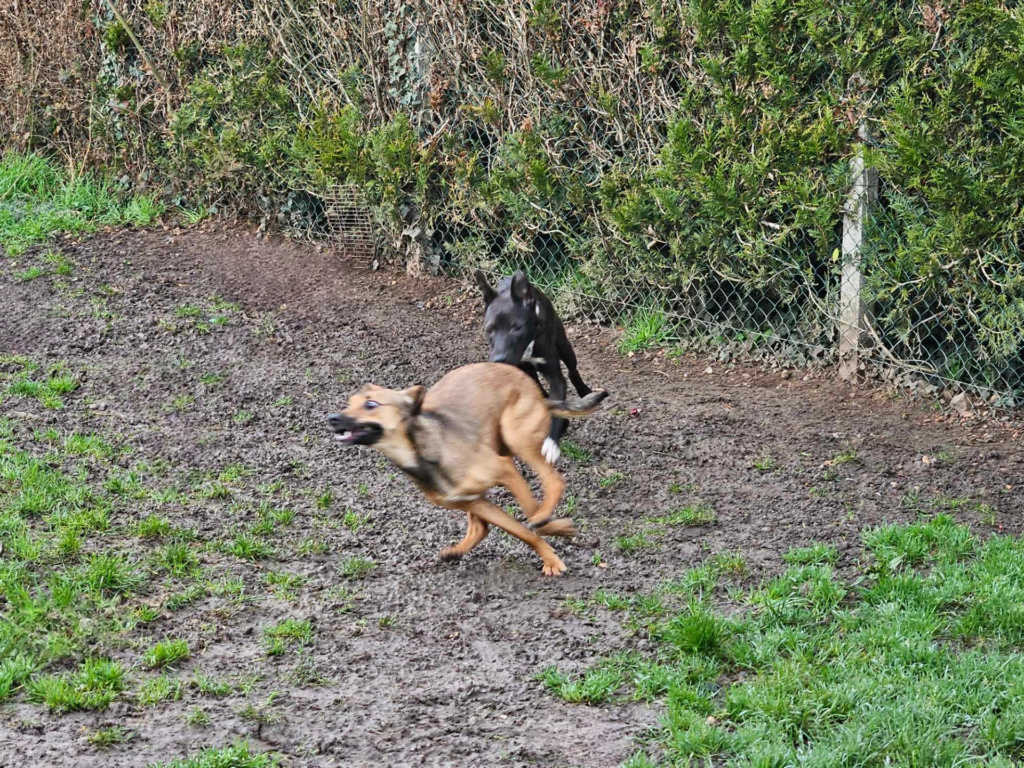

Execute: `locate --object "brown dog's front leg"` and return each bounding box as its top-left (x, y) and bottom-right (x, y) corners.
top-left (465, 499), bottom-right (566, 576)
top-left (439, 512), bottom-right (489, 561)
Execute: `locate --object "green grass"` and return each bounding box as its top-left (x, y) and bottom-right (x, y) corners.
top-left (264, 618), bottom-right (313, 644)
top-left (0, 152), bottom-right (164, 256)
top-left (149, 741), bottom-right (280, 768)
top-left (185, 707), bottom-right (211, 726)
top-left (135, 514), bottom-right (174, 538)
top-left (88, 725), bottom-right (133, 748)
top-left (154, 540), bottom-right (200, 577)
top-left (650, 503), bottom-right (717, 526)
top-left (783, 542), bottom-right (839, 565)
top-left (618, 306), bottom-right (671, 353)
top-left (614, 530), bottom-right (660, 555)
top-left (143, 639), bottom-right (191, 669)
top-left (598, 470), bottom-right (627, 489)
top-left (752, 450), bottom-right (777, 471)
top-left (137, 674), bottom-right (184, 706)
top-left (341, 509), bottom-right (370, 531)
top-left (559, 439), bottom-right (592, 462)
top-left (222, 531), bottom-right (273, 560)
top-left (545, 516), bottom-right (1024, 767)
top-left (27, 659), bottom-right (127, 713)
top-left (2, 364), bottom-right (79, 409)
top-left (338, 556), bottom-right (376, 580)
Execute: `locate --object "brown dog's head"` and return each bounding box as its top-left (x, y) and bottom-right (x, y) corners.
top-left (328, 384), bottom-right (425, 451)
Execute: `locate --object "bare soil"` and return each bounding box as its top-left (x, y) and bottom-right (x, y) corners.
top-left (1, 222), bottom-right (1020, 767)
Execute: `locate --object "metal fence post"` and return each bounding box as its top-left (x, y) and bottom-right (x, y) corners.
top-left (404, 0), bottom-right (432, 277)
top-left (838, 123), bottom-right (878, 381)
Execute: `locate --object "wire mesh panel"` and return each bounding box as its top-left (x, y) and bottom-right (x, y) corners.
top-left (320, 184), bottom-right (376, 261)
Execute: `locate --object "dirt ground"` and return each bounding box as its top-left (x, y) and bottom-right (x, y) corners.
top-left (1, 222), bottom-right (1021, 767)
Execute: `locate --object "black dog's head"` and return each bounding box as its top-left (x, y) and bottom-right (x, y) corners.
top-left (474, 270), bottom-right (538, 365)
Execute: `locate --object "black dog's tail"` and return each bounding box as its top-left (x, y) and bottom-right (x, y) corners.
top-left (547, 389), bottom-right (609, 419)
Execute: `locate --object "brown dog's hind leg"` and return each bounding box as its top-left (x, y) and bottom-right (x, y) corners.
top-left (499, 408), bottom-right (568, 533)
top-left (439, 512), bottom-right (489, 561)
top-left (499, 462), bottom-right (576, 538)
top-left (464, 499), bottom-right (566, 576)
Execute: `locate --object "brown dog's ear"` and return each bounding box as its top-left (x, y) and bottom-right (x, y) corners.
top-left (474, 270), bottom-right (497, 305)
top-left (401, 385), bottom-right (426, 416)
top-left (511, 271), bottom-right (532, 304)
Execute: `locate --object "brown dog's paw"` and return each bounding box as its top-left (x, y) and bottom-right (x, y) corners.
top-left (541, 558), bottom-right (567, 577)
top-left (439, 547), bottom-right (464, 562)
top-left (535, 518), bottom-right (577, 538)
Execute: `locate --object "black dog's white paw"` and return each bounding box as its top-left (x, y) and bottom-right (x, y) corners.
top-left (542, 437), bottom-right (560, 465)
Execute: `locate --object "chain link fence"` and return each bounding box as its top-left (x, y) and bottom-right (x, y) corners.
top-left (314, 144), bottom-right (1023, 410)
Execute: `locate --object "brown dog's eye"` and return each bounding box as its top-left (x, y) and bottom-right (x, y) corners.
top-left (364, 400), bottom-right (379, 410)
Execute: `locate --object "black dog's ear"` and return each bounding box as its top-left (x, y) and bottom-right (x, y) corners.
top-left (511, 271), bottom-right (532, 304)
top-left (401, 385), bottom-right (426, 416)
top-left (474, 270), bottom-right (497, 305)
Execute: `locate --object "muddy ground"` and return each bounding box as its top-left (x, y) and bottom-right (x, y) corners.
top-left (1, 222), bottom-right (1021, 767)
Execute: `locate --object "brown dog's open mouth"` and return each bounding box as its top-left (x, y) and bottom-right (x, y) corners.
top-left (328, 414), bottom-right (383, 446)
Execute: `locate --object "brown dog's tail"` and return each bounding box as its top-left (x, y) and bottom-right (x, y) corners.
top-left (547, 389), bottom-right (609, 419)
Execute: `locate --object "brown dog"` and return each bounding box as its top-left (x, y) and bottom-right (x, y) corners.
top-left (328, 363), bottom-right (607, 576)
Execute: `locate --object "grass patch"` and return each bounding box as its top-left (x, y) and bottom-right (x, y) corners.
top-left (137, 674), bottom-right (184, 706)
top-left (27, 659), bottom-right (127, 713)
top-left (0, 152), bottom-right (163, 256)
top-left (150, 741), bottom-right (280, 768)
top-left (143, 639), bottom-right (191, 669)
top-left (341, 509), bottom-right (370, 532)
top-left (618, 306), bottom-right (671, 353)
top-left (783, 542), bottom-right (839, 565)
top-left (263, 619), bottom-right (313, 656)
top-left (222, 531), bottom-right (273, 560)
top-left (88, 725), bottom-right (134, 748)
top-left (546, 517), bottom-right (1024, 766)
top-left (614, 530), bottom-right (660, 555)
top-left (559, 439), bottom-right (592, 462)
top-left (650, 503), bottom-right (717, 526)
top-left (338, 556), bottom-right (376, 580)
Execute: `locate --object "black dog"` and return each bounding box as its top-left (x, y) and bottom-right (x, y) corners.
top-left (474, 270), bottom-right (592, 463)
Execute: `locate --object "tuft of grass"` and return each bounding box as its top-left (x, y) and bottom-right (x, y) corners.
top-left (137, 674), bottom-right (184, 706)
top-left (28, 659), bottom-right (126, 713)
top-left (263, 619), bottom-right (313, 652)
top-left (341, 509), bottom-right (370, 532)
top-left (598, 470), bottom-right (627, 489)
top-left (338, 556), bottom-right (376, 580)
top-left (264, 570), bottom-right (307, 600)
top-left (614, 530), bottom-right (660, 555)
top-left (149, 741), bottom-right (281, 768)
top-left (135, 514), bottom-right (173, 538)
top-left (783, 542), bottom-right (840, 565)
top-left (88, 725), bottom-right (133, 748)
top-left (539, 664), bottom-right (624, 704)
top-left (143, 639), bottom-right (191, 669)
top-left (154, 540), bottom-right (200, 577)
top-left (17, 266), bottom-right (45, 282)
top-left (185, 706), bottom-right (211, 727)
top-left (618, 306), bottom-right (671, 353)
top-left (650, 503), bottom-right (717, 526)
top-left (222, 532), bottom-right (273, 561)
top-left (752, 450), bottom-right (777, 472)
top-left (559, 439), bottom-right (592, 462)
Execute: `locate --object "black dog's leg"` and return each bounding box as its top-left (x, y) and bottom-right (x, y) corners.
top-left (538, 359), bottom-right (569, 460)
top-left (557, 335), bottom-right (592, 398)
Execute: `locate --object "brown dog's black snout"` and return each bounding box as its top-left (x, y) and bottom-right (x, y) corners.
top-left (328, 413), bottom-right (352, 432)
